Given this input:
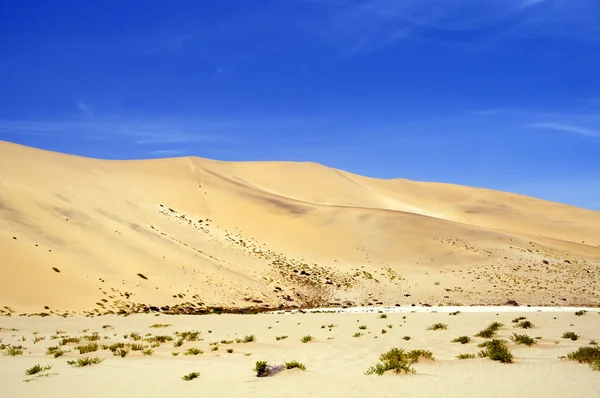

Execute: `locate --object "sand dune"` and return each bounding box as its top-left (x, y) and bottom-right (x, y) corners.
top-left (1, 140), bottom-right (599, 314)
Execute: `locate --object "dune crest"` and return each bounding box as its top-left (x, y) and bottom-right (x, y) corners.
top-left (1, 140), bottom-right (599, 314)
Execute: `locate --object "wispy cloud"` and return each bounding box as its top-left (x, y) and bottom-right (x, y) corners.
top-left (298, 0), bottom-right (600, 55)
top-left (77, 100), bottom-right (94, 117)
top-left (525, 122), bottom-right (600, 137)
top-left (146, 149), bottom-right (186, 156)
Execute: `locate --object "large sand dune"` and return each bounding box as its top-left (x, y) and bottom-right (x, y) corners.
top-left (1, 140), bottom-right (599, 314)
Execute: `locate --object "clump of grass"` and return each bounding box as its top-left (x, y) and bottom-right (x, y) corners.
top-left (76, 342), bottom-right (98, 354)
top-left (130, 343), bottom-right (146, 351)
top-left (146, 335), bottom-right (173, 343)
top-left (83, 334), bottom-right (100, 341)
top-left (242, 335), bottom-right (255, 343)
top-left (379, 314), bottom-right (388, 319)
top-left (590, 360), bottom-right (600, 371)
top-left (427, 323), bottom-right (448, 331)
top-left (142, 349), bottom-right (154, 356)
top-left (365, 348), bottom-right (434, 375)
top-left (60, 337), bottom-right (80, 346)
top-left (477, 339), bottom-right (513, 363)
top-left (175, 331), bottom-right (200, 341)
top-left (511, 333), bottom-right (536, 346)
top-left (456, 353), bottom-right (476, 359)
top-left (114, 347), bottom-right (130, 358)
top-left (2, 345), bottom-right (25, 356)
top-left (285, 360), bottom-right (306, 370)
top-left (358, 325), bottom-right (367, 330)
top-left (221, 340), bottom-right (233, 345)
top-left (562, 346), bottom-right (600, 364)
top-left (211, 345), bottom-right (219, 351)
top-left (452, 336), bottom-right (471, 344)
top-left (182, 372), bottom-right (200, 381)
top-left (516, 320), bottom-right (534, 329)
top-left (46, 346), bottom-right (66, 358)
top-left (25, 364), bottom-right (52, 375)
top-left (575, 310), bottom-right (587, 316)
top-left (590, 340), bottom-right (598, 346)
top-left (562, 332), bottom-right (580, 341)
top-left (449, 311), bottom-right (461, 316)
top-left (275, 335), bottom-right (288, 341)
top-left (381, 329), bottom-right (387, 334)
top-left (226, 348), bottom-right (234, 353)
top-left (67, 357), bottom-right (103, 367)
top-left (386, 324), bottom-right (393, 329)
top-left (353, 332), bottom-right (363, 338)
top-left (185, 348), bottom-right (203, 355)
top-left (475, 322), bottom-right (504, 339)
top-left (129, 332), bottom-right (142, 341)
top-left (301, 335), bottom-right (313, 343)
top-left (173, 339), bottom-right (184, 347)
top-left (512, 316), bottom-right (526, 323)
top-left (150, 324), bottom-right (171, 328)
top-left (254, 361), bottom-right (271, 377)
top-left (402, 336), bottom-right (411, 341)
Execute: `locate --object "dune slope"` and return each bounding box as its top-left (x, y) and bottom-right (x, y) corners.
top-left (0, 140), bottom-right (599, 314)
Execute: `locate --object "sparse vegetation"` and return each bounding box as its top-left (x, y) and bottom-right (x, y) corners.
top-left (575, 310), bottom-right (587, 316)
top-left (457, 353), bottom-right (476, 359)
top-left (46, 346), bottom-right (66, 358)
top-left (254, 361), bottom-right (271, 377)
top-left (427, 323), bottom-right (448, 331)
top-left (562, 346), bottom-right (600, 366)
top-left (365, 348), bottom-right (434, 376)
top-left (562, 332), bottom-right (580, 341)
top-left (301, 335), bottom-right (313, 343)
top-left (475, 322), bottom-right (504, 339)
top-left (478, 339), bottom-right (513, 363)
top-left (276, 335), bottom-right (288, 341)
top-left (353, 332), bottom-right (363, 338)
top-left (185, 348), bottom-right (203, 355)
top-left (2, 345), bottom-right (25, 356)
top-left (182, 372), bottom-right (200, 381)
top-left (512, 316), bottom-right (526, 323)
top-left (67, 357), bottom-right (103, 367)
top-left (25, 364), bottom-right (52, 375)
top-left (516, 320), bottom-right (534, 329)
top-left (402, 336), bottom-right (411, 341)
top-left (150, 324), bottom-right (171, 328)
top-left (142, 349), bottom-right (154, 356)
top-left (226, 348), bottom-right (234, 353)
top-left (379, 314), bottom-right (387, 319)
top-left (76, 342), bottom-right (98, 354)
top-left (452, 336), bottom-right (471, 344)
top-left (285, 360), bottom-right (306, 370)
top-left (511, 333), bottom-right (536, 346)
top-left (358, 325), bottom-right (367, 330)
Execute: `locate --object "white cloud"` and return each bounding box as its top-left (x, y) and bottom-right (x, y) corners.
top-left (525, 122), bottom-right (600, 137)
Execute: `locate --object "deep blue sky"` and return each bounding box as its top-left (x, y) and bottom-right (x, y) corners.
top-left (1, 1), bottom-right (599, 209)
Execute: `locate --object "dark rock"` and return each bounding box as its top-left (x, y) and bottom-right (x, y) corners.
top-left (506, 300), bottom-right (519, 306)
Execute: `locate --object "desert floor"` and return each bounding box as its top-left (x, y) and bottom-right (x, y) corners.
top-left (1, 308), bottom-right (599, 397)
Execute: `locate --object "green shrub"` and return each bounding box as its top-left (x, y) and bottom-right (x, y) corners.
top-left (353, 332), bottom-right (363, 338)
top-left (185, 348), bottom-right (203, 355)
top-left (182, 372), bottom-right (200, 381)
top-left (226, 348), bottom-right (234, 353)
top-left (511, 333), bottom-right (536, 346)
top-left (516, 320), bottom-right (534, 329)
top-left (301, 335), bottom-right (313, 343)
top-left (25, 364), bottom-right (52, 375)
top-left (276, 335), bottom-right (288, 341)
top-left (512, 316), bottom-right (526, 323)
top-left (564, 346), bottom-right (600, 363)
top-left (76, 342), bottom-right (98, 354)
top-left (150, 324), bottom-right (171, 328)
top-left (2, 345), bottom-right (24, 356)
top-left (427, 323), bottom-right (448, 331)
top-left (142, 349), bottom-right (154, 356)
top-left (365, 348), bottom-right (433, 376)
top-left (379, 314), bottom-right (388, 319)
top-left (562, 332), bottom-right (580, 341)
top-left (575, 310), bottom-right (587, 316)
top-left (254, 361), bottom-right (271, 377)
top-left (456, 353), bottom-right (476, 359)
top-left (402, 336), bottom-right (411, 341)
top-left (67, 357), bottom-right (103, 367)
top-left (452, 336), bottom-right (471, 344)
top-left (285, 360), bottom-right (306, 371)
top-left (478, 340), bottom-right (513, 363)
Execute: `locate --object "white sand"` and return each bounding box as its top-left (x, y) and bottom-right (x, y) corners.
top-left (2, 311), bottom-right (600, 397)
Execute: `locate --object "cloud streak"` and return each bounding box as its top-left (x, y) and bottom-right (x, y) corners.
top-left (525, 122), bottom-right (600, 137)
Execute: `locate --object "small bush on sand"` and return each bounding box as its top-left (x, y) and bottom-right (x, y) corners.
top-left (60, 337), bottom-right (80, 346)
top-left (182, 372), bottom-right (200, 381)
top-left (475, 322), bottom-right (504, 339)
top-left (2, 345), bottom-right (25, 356)
top-left (379, 314), bottom-right (388, 319)
top-left (427, 323), bottom-right (448, 331)
top-left (402, 336), bottom-right (411, 341)
top-left (457, 353), bottom-right (476, 359)
top-left (141, 349), bottom-right (154, 356)
top-left (478, 340), bottom-right (513, 363)
top-left (285, 360), bottom-right (306, 370)
top-left (254, 361), bottom-right (274, 377)
top-left (276, 335), bottom-right (288, 341)
top-left (452, 336), bottom-right (471, 344)
top-left (512, 316), bottom-right (526, 323)
top-left (511, 333), bottom-right (536, 346)
top-left (563, 346), bottom-right (600, 364)
top-left (562, 332), bottom-right (580, 341)
top-left (353, 332), bottom-right (363, 338)
top-left (226, 348), bottom-right (234, 353)
top-left (150, 324), bottom-right (171, 328)
top-left (365, 348), bottom-right (433, 376)
top-left (46, 346), bottom-right (66, 358)
top-left (25, 364), bottom-right (52, 375)
top-left (575, 310), bottom-right (587, 316)
top-left (67, 357), bottom-right (103, 367)
top-left (76, 342), bottom-right (98, 354)
top-left (358, 325), bottom-right (367, 330)
top-left (301, 335), bottom-right (313, 343)
top-left (185, 348), bottom-right (203, 355)
top-left (516, 320), bottom-right (534, 329)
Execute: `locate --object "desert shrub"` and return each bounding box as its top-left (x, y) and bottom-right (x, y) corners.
top-left (365, 348), bottom-right (433, 376)
top-left (185, 348), bottom-right (203, 355)
top-left (142, 349), bottom-right (154, 356)
top-left (427, 323), bottom-right (448, 331)
top-left (379, 314), bottom-right (388, 319)
top-left (130, 343), bottom-right (146, 351)
top-left (358, 325), bottom-right (367, 330)
top-left (146, 335), bottom-right (173, 343)
top-left (182, 372), bottom-right (200, 381)
top-left (226, 348), bottom-right (234, 353)
top-left (221, 340), bottom-right (233, 345)
top-left (46, 346), bottom-right (66, 358)
top-left (2, 345), bottom-right (25, 356)
top-left (175, 331), bottom-right (200, 341)
top-left (25, 364), bottom-right (52, 375)
top-left (452, 336), bottom-right (471, 344)
top-left (590, 360), bottom-right (600, 371)
top-left (402, 336), bottom-right (411, 341)
top-left (254, 361), bottom-right (271, 377)
top-left (115, 347), bottom-right (130, 358)
top-left (456, 353), bottom-right (476, 359)
top-left (83, 334), bottom-right (100, 341)
top-left (575, 310), bottom-right (587, 316)
top-left (564, 346), bottom-right (600, 363)
top-left (511, 333), bottom-right (536, 346)
top-left (76, 342), bottom-right (98, 354)
top-left (60, 337), bottom-right (80, 346)
top-left (67, 357), bottom-right (103, 367)
top-left (478, 340), bottom-right (513, 363)
top-left (562, 332), bottom-right (580, 341)
top-left (353, 332), bottom-right (363, 338)
top-left (275, 335), bottom-right (288, 341)
top-left (475, 322), bottom-right (504, 339)
top-left (285, 360), bottom-right (306, 370)
top-left (173, 339), bottom-right (184, 347)
top-left (512, 316), bottom-right (526, 323)
top-left (516, 320), bottom-right (534, 329)
top-left (381, 329), bottom-right (387, 334)
top-left (449, 311), bottom-right (461, 316)
top-left (301, 335), bottom-right (313, 343)
top-left (242, 335), bottom-right (256, 343)
top-left (150, 324), bottom-right (171, 328)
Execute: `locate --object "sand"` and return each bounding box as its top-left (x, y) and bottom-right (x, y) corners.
top-left (1, 139), bottom-right (599, 315)
top-left (1, 310), bottom-right (600, 397)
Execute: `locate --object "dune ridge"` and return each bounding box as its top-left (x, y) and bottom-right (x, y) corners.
top-left (1, 139), bottom-right (599, 315)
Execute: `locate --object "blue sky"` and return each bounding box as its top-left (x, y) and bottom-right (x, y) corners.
top-left (1, 0), bottom-right (599, 210)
